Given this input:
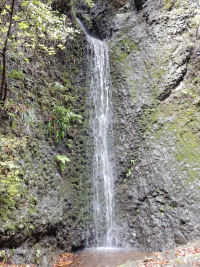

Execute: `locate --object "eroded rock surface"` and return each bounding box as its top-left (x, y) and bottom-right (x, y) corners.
top-left (77, 0), bottom-right (200, 251)
top-left (110, 0), bottom-right (200, 250)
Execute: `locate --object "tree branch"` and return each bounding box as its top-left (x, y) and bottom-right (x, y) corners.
top-left (4, 0), bottom-right (15, 54)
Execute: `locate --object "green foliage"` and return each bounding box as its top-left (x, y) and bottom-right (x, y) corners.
top-left (34, 249), bottom-right (41, 264)
top-left (0, 250), bottom-right (7, 263)
top-left (53, 82), bottom-right (65, 91)
top-left (163, 0), bottom-right (174, 10)
top-left (55, 154), bottom-right (70, 173)
top-left (126, 159), bottom-right (136, 177)
top-left (23, 108), bottom-right (37, 130)
top-left (8, 69), bottom-right (24, 80)
top-left (29, 225), bottom-right (35, 230)
top-left (84, 0), bottom-right (94, 8)
top-left (190, 11), bottom-right (200, 29)
top-left (47, 104), bottom-right (82, 143)
top-left (0, 135), bottom-right (26, 218)
top-left (0, 0), bottom-right (75, 59)
top-left (112, 37), bottom-right (138, 63)
top-left (160, 207), bottom-right (165, 212)
top-left (1, 100), bottom-right (37, 134)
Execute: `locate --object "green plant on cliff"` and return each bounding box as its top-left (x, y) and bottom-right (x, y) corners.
top-left (0, 250), bottom-right (7, 263)
top-left (71, 0), bottom-right (94, 9)
top-left (163, 0), bottom-right (174, 10)
top-left (55, 154), bottom-right (71, 173)
top-left (47, 104), bottom-right (82, 143)
top-left (0, 135), bottom-right (26, 218)
top-left (126, 159), bottom-right (136, 177)
top-left (83, 0), bottom-right (94, 7)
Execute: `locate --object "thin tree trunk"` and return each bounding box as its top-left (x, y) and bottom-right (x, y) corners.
top-left (0, 0), bottom-right (15, 103)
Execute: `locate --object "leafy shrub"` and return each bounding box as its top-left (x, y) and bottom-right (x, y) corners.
top-left (47, 104), bottom-right (82, 143)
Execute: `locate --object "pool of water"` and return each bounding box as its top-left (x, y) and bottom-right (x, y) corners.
top-left (70, 247), bottom-right (153, 267)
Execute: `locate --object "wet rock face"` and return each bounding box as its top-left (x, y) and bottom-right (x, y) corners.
top-left (76, 0), bottom-right (133, 39)
top-left (111, 0), bottom-right (200, 250)
top-left (78, 0), bottom-right (200, 250)
top-left (134, 0), bottom-right (147, 10)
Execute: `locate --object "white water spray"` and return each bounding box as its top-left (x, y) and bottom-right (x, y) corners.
top-left (78, 19), bottom-right (116, 247)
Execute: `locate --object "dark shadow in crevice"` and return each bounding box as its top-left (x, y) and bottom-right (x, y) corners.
top-left (71, 242), bottom-right (85, 252)
top-left (134, 0), bottom-right (147, 11)
top-left (158, 50), bottom-right (192, 102)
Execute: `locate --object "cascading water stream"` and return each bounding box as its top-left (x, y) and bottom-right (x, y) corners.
top-left (88, 37), bottom-right (115, 247)
top-left (78, 19), bottom-right (116, 247)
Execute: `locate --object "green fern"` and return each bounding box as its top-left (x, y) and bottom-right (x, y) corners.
top-left (55, 154), bottom-right (70, 173)
top-left (47, 104), bottom-right (82, 143)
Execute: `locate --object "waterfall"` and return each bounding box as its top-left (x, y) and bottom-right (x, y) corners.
top-left (78, 19), bottom-right (116, 247)
top-left (88, 36), bottom-right (115, 247)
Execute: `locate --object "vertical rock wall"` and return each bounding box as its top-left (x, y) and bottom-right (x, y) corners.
top-left (77, 0), bottom-right (200, 250)
top-left (110, 0), bottom-right (200, 250)
top-left (1, 1), bottom-right (200, 264)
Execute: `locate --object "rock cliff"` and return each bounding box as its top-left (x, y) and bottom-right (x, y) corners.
top-left (1, 0), bottom-right (200, 265)
top-left (77, 0), bottom-right (200, 250)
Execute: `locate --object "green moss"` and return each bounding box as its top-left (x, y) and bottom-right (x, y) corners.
top-left (141, 45), bottom-right (200, 184)
top-left (0, 135), bottom-right (27, 219)
top-left (111, 38), bottom-right (138, 63)
top-left (163, 0), bottom-right (189, 11)
top-left (144, 93), bottom-right (200, 184)
top-left (163, 0), bottom-right (174, 10)
top-left (151, 66), bottom-right (165, 83)
top-left (160, 206), bottom-right (165, 213)
top-left (175, 132), bottom-right (200, 162)
top-left (110, 37), bottom-right (140, 103)
top-left (4, 222), bottom-right (16, 231)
